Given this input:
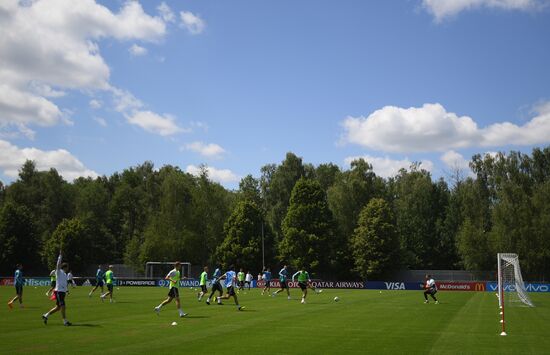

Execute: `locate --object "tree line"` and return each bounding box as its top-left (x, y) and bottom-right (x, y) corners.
top-left (0, 147), bottom-right (549, 281)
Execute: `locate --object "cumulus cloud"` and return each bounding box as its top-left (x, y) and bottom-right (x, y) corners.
top-left (186, 165), bottom-right (239, 184)
top-left (157, 2), bottom-right (175, 23)
top-left (422, 0), bottom-right (542, 21)
top-left (89, 99), bottom-right (102, 109)
top-left (184, 141), bottom-right (226, 158)
top-left (129, 44), bottom-right (147, 56)
top-left (126, 110), bottom-right (187, 136)
top-left (344, 155), bottom-right (434, 178)
top-left (440, 150), bottom-right (471, 171)
top-left (93, 117), bottom-right (107, 127)
top-left (0, 0), bottom-right (166, 134)
top-left (0, 139), bottom-right (98, 181)
top-left (342, 102), bottom-right (550, 153)
top-left (180, 11), bottom-right (205, 34)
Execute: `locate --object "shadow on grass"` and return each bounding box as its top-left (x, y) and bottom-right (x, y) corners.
top-left (71, 323), bottom-right (102, 327)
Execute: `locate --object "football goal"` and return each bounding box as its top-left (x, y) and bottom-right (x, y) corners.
top-left (497, 253), bottom-right (534, 336)
top-left (145, 262), bottom-right (191, 279)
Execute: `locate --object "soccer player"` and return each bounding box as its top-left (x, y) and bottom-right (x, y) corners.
top-left (89, 265), bottom-right (104, 297)
top-left (100, 265), bottom-right (115, 303)
top-left (423, 274), bottom-right (439, 304)
top-left (46, 269), bottom-right (56, 297)
top-left (292, 268), bottom-right (315, 304)
top-left (198, 266), bottom-right (208, 302)
top-left (237, 268), bottom-right (245, 291)
top-left (8, 263), bottom-right (24, 309)
top-left (272, 265), bottom-right (291, 299)
top-left (261, 268), bottom-right (272, 295)
top-left (42, 250), bottom-right (72, 326)
top-left (206, 266), bottom-right (223, 305)
top-left (67, 270), bottom-right (76, 289)
top-left (245, 271), bottom-right (253, 290)
top-left (154, 261), bottom-right (187, 317)
top-left (215, 265), bottom-right (245, 311)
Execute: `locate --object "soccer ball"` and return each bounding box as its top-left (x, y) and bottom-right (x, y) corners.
top-left (334, 296), bottom-right (340, 302)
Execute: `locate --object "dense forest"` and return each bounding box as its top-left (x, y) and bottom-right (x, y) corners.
top-left (1, 147), bottom-right (549, 281)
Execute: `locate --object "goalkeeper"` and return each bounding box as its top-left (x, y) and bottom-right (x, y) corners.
top-left (422, 274), bottom-right (438, 304)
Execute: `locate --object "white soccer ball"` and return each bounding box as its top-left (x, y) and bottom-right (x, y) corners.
top-left (334, 296), bottom-right (340, 302)
top-left (171, 321), bottom-right (178, 326)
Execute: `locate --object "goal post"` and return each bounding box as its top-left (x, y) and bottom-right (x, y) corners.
top-left (497, 253), bottom-right (534, 336)
top-left (145, 262), bottom-right (191, 279)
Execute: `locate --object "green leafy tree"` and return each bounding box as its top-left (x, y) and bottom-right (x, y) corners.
top-left (350, 198), bottom-right (399, 280)
top-left (215, 201), bottom-right (265, 271)
top-left (0, 202), bottom-right (39, 274)
top-left (279, 178), bottom-right (334, 272)
top-left (43, 218), bottom-right (94, 273)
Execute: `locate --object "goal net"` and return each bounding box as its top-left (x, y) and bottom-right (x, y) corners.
top-left (145, 262), bottom-right (191, 279)
top-left (497, 253), bottom-right (534, 308)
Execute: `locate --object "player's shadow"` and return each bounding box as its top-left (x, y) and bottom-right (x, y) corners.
top-left (71, 323), bottom-right (102, 327)
top-left (185, 315), bottom-right (210, 319)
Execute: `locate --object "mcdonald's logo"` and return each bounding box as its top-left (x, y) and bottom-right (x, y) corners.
top-left (474, 283), bottom-right (486, 291)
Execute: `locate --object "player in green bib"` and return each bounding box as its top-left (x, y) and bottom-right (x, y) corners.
top-left (100, 265), bottom-right (115, 303)
top-left (198, 266), bottom-right (208, 302)
top-left (155, 261), bottom-right (187, 317)
top-left (292, 268), bottom-right (322, 304)
top-left (237, 269), bottom-right (245, 291)
top-left (46, 269), bottom-right (56, 297)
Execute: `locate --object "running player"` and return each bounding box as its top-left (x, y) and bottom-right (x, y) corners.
top-left (237, 268), bottom-right (245, 291)
top-left (198, 266), bottom-right (208, 302)
top-left (216, 265), bottom-right (244, 311)
top-left (261, 268), bottom-right (272, 295)
top-left (100, 265), bottom-right (115, 303)
top-left (245, 271), bottom-right (253, 290)
top-left (89, 265), bottom-right (104, 297)
top-left (272, 265), bottom-right (291, 299)
top-left (42, 250), bottom-right (71, 326)
top-left (8, 263), bottom-right (24, 309)
top-left (423, 274), bottom-right (439, 304)
top-left (46, 269), bottom-right (56, 297)
top-left (154, 261), bottom-right (187, 317)
top-left (67, 270), bottom-right (76, 289)
top-left (206, 266), bottom-right (223, 305)
top-left (292, 268), bottom-right (314, 304)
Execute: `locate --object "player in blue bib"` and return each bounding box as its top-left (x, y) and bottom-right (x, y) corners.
top-left (215, 265), bottom-right (245, 311)
top-left (8, 264), bottom-right (24, 309)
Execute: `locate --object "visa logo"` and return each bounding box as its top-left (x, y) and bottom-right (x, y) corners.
top-left (385, 282), bottom-right (405, 290)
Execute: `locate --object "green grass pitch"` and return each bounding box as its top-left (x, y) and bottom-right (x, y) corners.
top-left (1, 286), bottom-right (550, 354)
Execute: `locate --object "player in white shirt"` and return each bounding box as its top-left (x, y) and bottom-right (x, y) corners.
top-left (67, 271), bottom-right (76, 289)
top-left (42, 250), bottom-right (72, 326)
top-left (422, 274), bottom-right (439, 304)
top-left (216, 265), bottom-right (245, 311)
top-left (244, 271), bottom-right (253, 290)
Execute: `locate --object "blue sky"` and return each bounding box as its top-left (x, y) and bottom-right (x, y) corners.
top-left (1, 0), bottom-right (549, 188)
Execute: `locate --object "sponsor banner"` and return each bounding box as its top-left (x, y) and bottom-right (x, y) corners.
top-left (365, 281), bottom-right (421, 290)
top-left (25, 278), bottom-right (51, 287)
top-left (486, 282), bottom-right (550, 293)
top-left (1, 278), bottom-right (14, 286)
top-left (257, 279), bottom-right (364, 289)
top-left (117, 279), bottom-right (157, 287)
top-left (436, 282), bottom-right (486, 292)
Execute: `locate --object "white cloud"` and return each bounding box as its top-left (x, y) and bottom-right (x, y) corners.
top-left (186, 164), bottom-right (240, 184)
top-left (126, 110), bottom-right (187, 136)
top-left (93, 117), bottom-right (107, 127)
top-left (0, 139), bottom-right (98, 181)
top-left (89, 99), bottom-right (102, 109)
top-left (344, 155), bottom-right (434, 178)
top-left (129, 44), bottom-right (147, 56)
top-left (342, 102), bottom-right (550, 153)
top-left (440, 150), bottom-right (471, 170)
top-left (0, 0), bottom-right (167, 134)
top-left (184, 141), bottom-right (225, 158)
top-left (180, 11), bottom-right (205, 35)
top-left (157, 2), bottom-right (175, 23)
top-left (110, 87), bottom-right (143, 113)
top-left (422, 0), bottom-right (542, 21)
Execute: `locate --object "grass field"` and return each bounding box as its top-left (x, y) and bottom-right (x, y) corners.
top-left (1, 286), bottom-right (550, 354)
